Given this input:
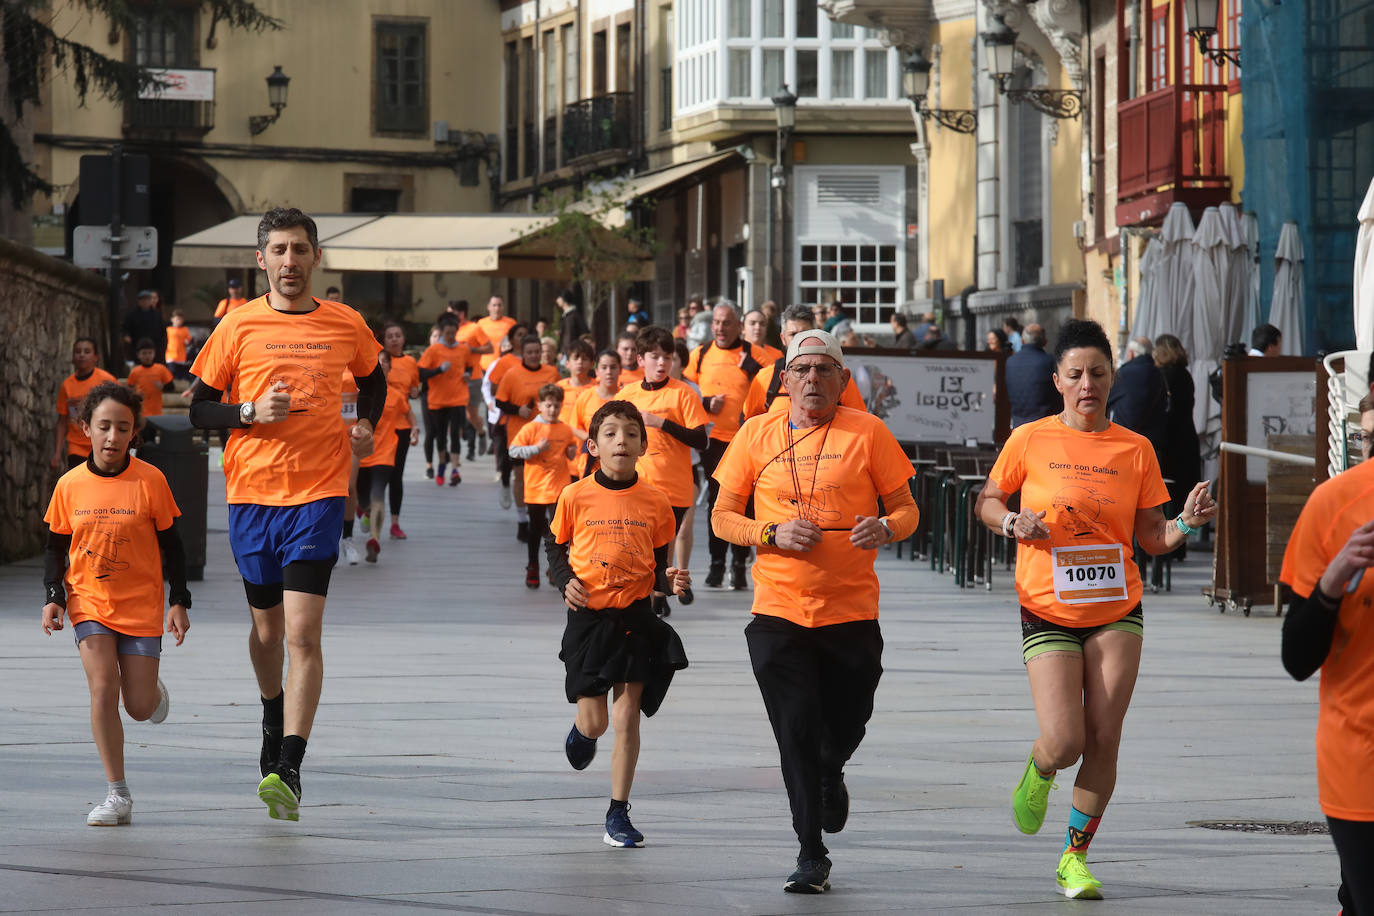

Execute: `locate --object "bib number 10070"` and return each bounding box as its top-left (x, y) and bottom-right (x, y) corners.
top-left (1051, 544), bottom-right (1128, 604)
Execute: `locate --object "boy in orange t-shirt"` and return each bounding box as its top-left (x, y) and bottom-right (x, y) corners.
top-left (165, 310), bottom-right (193, 380)
top-left (549, 400), bottom-right (690, 849)
top-left (495, 334), bottom-right (560, 534)
top-left (55, 337), bottom-right (117, 469)
top-left (42, 381), bottom-right (190, 827)
top-left (418, 313), bottom-right (481, 486)
top-left (126, 340), bottom-right (175, 417)
top-left (509, 384), bottom-right (579, 587)
top-left (572, 349), bottom-right (622, 477)
top-left (615, 331), bottom-right (644, 385)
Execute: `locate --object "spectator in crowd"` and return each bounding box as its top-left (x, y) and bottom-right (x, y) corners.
top-left (213, 278), bottom-right (248, 320)
top-left (890, 313), bottom-right (917, 351)
top-left (685, 296), bottom-right (713, 350)
top-left (1003, 316), bottom-right (1024, 353)
top-left (673, 306), bottom-right (691, 340)
top-left (918, 322), bottom-right (957, 351)
top-left (325, 286), bottom-right (342, 300)
top-left (1006, 324), bottom-right (1060, 427)
top-left (1249, 323), bottom-right (1282, 356)
top-left (1106, 336), bottom-right (1168, 461)
top-left (558, 288), bottom-right (589, 354)
top-left (121, 290), bottom-right (166, 366)
top-left (913, 311), bottom-right (936, 343)
top-left (986, 328), bottom-right (1010, 353)
top-left (626, 298), bottom-right (651, 328)
top-left (1153, 333), bottom-right (1201, 557)
top-left (829, 305), bottom-right (854, 341)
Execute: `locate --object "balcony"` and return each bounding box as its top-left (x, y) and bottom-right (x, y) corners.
top-left (1116, 83), bottom-right (1232, 227)
top-left (125, 98), bottom-right (214, 135)
top-left (561, 92), bottom-right (634, 165)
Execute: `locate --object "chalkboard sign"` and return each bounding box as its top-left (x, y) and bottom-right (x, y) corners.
top-left (846, 352), bottom-right (1004, 446)
top-left (1245, 371), bottom-right (1316, 482)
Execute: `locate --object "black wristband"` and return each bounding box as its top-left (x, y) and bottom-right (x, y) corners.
top-left (168, 589), bottom-right (192, 610)
top-left (45, 583), bottom-right (66, 609)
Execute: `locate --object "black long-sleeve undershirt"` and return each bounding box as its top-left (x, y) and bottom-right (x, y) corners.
top-left (190, 362), bottom-right (387, 429)
top-left (354, 363), bottom-right (387, 427)
top-left (418, 365), bottom-right (446, 382)
top-left (495, 398), bottom-right (524, 416)
top-left (660, 419), bottom-right (709, 450)
top-left (1282, 587), bottom-right (1342, 681)
top-left (546, 538), bottom-right (671, 602)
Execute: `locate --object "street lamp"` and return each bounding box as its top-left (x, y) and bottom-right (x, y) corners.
top-left (980, 15), bottom-right (1082, 120)
top-left (769, 86), bottom-right (797, 306)
top-left (1183, 0), bottom-right (1240, 67)
top-left (902, 48), bottom-right (976, 134)
top-left (249, 66), bottom-right (291, 136)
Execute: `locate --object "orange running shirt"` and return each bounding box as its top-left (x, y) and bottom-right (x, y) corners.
top-left (754, 343), bottom-right (784, 365)
top-left (573, 386), bottom-right (617, 434)
top-left (496, 363), bottom-right (560, 441)
top-left (419, 341), bottom-right (479, 409)
top-left (743, 361), bottom-right (866, 419)
top-left (477, 316), bottom-right (517, 369)
top-left (550, 473), bottom-right (675, 609)
top-left (360, 386), bottom-right (407, 469)
top-left (58, 369), bottom-right (118, 457)
top-left (165, 326), bottom-right (192, 363)
top-left (214, 296), bottom-right (248, 319)
top-left (387, 354), bottom-right (420, 429)
top-left (558, 377), bottom-right (593, 426)
top-left (619, 365), bottom-right (645, 386)
top-left (683, 341), bottom-right (762, 443)
top-left (486, 352), bottom-right (521, 397)
top-left (457, 321), bottom-right (489, 354)
top-left (44, 457), bottom-right (180, 636)
top-left (127, 363), bottom-right (173, 417)
top-left (510, 419), bottom-right (577, 504)
top-left (988, 416), bottom-right (1170, 628)
top-left (1280, 458), bottom-right (1374, 820)
top-left (618, 379), bottom-right (709, 507)
top-left (715, 407), bottom-right (914, 627)
top-left (190, 296), bottom-right (379, 506)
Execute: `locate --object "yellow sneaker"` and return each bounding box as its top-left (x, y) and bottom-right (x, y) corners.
top-left (1011, 753), bottom-right (1055, 834)
top-left (1056, 850), bottom-right (1103, 899)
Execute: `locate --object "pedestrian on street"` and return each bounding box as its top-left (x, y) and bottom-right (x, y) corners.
top-left (975, 318), bottom-right (1216, 900)
top-left (41, 381), bottom-right (190, 827)
top-left (557, 288), bottom-right (590, 356)
top-left (711, 329), bottom-right (919, 894)
top-left (121, 289), bottom-right (166, 366)
top-left (550, 400), bottom-right (690, 849)
top-left (1106, 336), bottom-right (1168, 463)
top-left (188, 207), bottom-right (385, 823)
top-left (1005, 323), bottom-right (1061, 427)
top-left (380, 321), bottom-right (420, 539)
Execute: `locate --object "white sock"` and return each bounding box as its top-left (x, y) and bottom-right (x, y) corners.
top-left (108, 779), bottom-right (130, 798)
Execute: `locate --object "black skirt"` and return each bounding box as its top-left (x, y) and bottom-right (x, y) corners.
top-left (559, 597), bottom-right (689, 717)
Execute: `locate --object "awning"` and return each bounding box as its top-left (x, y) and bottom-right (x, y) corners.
top-left (589, 150), bottom-right (740, 228)
top-left (321, 214), bottom-right (552, 273)
top-left (171, 214), bottom-right (381, 268)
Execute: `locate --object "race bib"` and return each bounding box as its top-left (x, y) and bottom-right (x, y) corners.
top-left (340, 394), bottom-right (358, 420)
top-left (1052, 544), bottom-right (1128, 605)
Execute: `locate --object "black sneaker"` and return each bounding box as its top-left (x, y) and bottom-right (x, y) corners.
top-left (603, 804), bottom-right (645, 847)
top-left (678, 586), bottom-right (695, 606)
top-left (731, 563), bottom-right (748, 590)
top-left (449, 470), bottom-right (461, 486)
top-left (705, 562), bottom-right (725, 589)
top-left (257, 766), bottom-right (301, 822)
top-left (260, 726), bottom-right (282, 778)
top-left (466, 447), bottom-right (476, 462)
top-left (653, 595), bottom-right (671, 617)
top-left (821, 772), bottom-right (849, 833)
top-left (424, 465), bottom-right (434, 479)
top-left (565, 723), bottom-right (597, 770)
top-left (784, 856), bottom-right (831, 894)
top-left (517, 521), bottom-right (529, 542)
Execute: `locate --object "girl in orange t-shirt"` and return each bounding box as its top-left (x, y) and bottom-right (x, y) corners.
top-left (41, 381), bottom-right (191, 827)
top-left (509, 384), bottom-right (579, 587)
top-left (548, 400), bottom-right (690, 849)
top-left (358, 350), bottom-right (417, 564)
top-left (976, 320), bottom-right (1215, 899)
top-left (126, 339), bottom-right (175, 417)
top-left (380, 322), bottom-right (421, 538)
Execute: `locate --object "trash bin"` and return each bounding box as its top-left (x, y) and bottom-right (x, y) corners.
top-left (138, 415), bottom-right (209, 581)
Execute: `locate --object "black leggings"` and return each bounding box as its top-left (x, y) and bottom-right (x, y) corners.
top-left (527, 503), bottom-right (553, 568)
top-left (492, 422), bottom-right (512, 486)
top-left (701, 438), bottom-right (751, 565)
top-left (1330, 816), bottom-right (1374, 915)
top-left (389, 429), bottom-right (410, 516)
top-left (427, 407), bottom-right (465, 461)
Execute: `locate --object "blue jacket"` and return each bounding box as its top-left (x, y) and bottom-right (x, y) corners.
top-left (1106, 355), bottom-right (1168, 458)
top-left (1006, 343), bottom-right (1060, 427)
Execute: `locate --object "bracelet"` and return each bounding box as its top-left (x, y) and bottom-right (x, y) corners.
top-left (761, 523), bottom-right (778, 547)
top-left (1002, 511), bottom-right (1017, 538)
top-left (1174, 514), bottom-right (1200, 536)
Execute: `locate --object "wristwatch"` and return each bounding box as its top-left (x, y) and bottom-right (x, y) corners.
top-left (239, 401), bottom-right (256, 425)
top-left (879, 517), bottom-right (894, 541)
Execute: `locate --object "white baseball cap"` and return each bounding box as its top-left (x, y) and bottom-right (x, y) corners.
top-left (785, 328), bottom-right (845, 369)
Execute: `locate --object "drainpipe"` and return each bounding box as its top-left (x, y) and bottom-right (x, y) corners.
top-left (1128, 0), bottom-right (1140, 100)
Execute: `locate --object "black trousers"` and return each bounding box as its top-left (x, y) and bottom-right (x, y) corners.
top-left (527, 503), bottom-right (553, 568)
top-left (700, 437), bottom-right (750, 566)
top-left (492, 422), bottom-right (512, 486)
top-left (1330, 816), bottom-right (1374, 915)
top-left (746, 613), bottom-right (883, 860)
top-left (389, 429), bottom-right (410, 516)
top-left (427, 407), bottom-right (465, 460)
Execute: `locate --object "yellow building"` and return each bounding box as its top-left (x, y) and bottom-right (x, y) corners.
top-left (29, 0), bottom-right (502, 320)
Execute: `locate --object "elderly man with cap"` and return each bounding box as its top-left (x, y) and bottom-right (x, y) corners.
top-left (711, 329), bottom-right (919, 895)
top-left (743, 304), bottom-right (868, 419)
top-left (214, 278), bottom-right (249, 321)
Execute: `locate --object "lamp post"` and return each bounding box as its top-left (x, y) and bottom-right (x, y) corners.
top-left (771, 87), bottom-right (797, 306)
top-left (249, 66), bottom-right (291, 136)
top-left (1183, 0), bottom-right (1240, 67)
top-left (980, 15), bottom-right (1082, 119)
top-left (903, 48), bottom-right (977, 134)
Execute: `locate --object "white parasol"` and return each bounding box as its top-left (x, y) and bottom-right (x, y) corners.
top-left (1269, 221), bottom-right (1306, 356)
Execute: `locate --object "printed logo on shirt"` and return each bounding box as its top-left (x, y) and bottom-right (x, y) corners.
top-left (270, 365), bottom-right (329, 415)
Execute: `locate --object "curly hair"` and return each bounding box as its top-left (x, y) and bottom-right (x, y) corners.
top-left (256, 207), bottom-right (319, 252)
top-left (588, 400), bottom-right (646, 442)
top-left (1053, 318), bottom-right (1114, 366)
top-left (79, 380), bottom-right (142, 428)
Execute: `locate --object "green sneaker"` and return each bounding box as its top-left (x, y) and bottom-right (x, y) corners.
top-left (1011, 753), bottom-right (1055, 834)
top-left (257, 768), bottom-right (301, 822)
top-left (1056, 850), bottom-right (1103, 899)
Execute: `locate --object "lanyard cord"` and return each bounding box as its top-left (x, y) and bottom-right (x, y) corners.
top-left (785, 418), bottom-right (833, 524)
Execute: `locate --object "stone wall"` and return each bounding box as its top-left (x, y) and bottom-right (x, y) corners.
top-left (1, 238), bottom-right (108, 563)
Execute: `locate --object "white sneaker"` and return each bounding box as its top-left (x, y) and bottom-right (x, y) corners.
top-left (341, 539), bottom-right (361, 566)
top-left (500, 486), bottom-right (513, 510)
top-left (87, 792), bottom-right (132, 826)
top-left (148, 678), bottom-right (169, 724)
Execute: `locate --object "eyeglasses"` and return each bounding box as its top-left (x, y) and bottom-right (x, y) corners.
top-left (787, 362), bottom-right (840, 379)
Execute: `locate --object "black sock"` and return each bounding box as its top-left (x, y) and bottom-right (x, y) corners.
top-left (280, 734), bottom-right (307, 771)
top-left (262, 691), bottom-right (284, 731)
top-left (607, 798), bottom-right (628, 815)
top-left (343, 519), bottom-right (354, 538)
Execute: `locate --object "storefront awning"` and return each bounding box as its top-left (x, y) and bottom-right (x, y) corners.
top-left (171, 214), bottom-right (381, 268)
top-left (589, 150), bottom-right (740, 228)
top-left (320, 214), bottom-right (552, 273)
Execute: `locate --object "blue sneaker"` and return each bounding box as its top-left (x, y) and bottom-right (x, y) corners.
top-left (565, 724), bottom-right (597, 770)
top-left (603, 804), bottom-right (644, 847)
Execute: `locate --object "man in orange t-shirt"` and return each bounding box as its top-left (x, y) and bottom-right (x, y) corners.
top-left (744, 304), bottom-right (866, 419)
top-left (450, 301), bottom-right (493, 458)
top-left (188, 208), bottom-right (383, 823)
top-left (54, 337), bottom-right (117, 469)
top-left (684, 303), bottom-right (766, 589)
top-left (213, 278), bottom-right (249, 320)
top-left (477, 295), bottom-right (517, 371)
top-left (495, 334), bottom-right (560, 532)
top-left (509, 383), bottom-right (578, 586)
top-left (127, 339), bottom-right (175, 417)
top-left (418, 313), bottom-right (481, 486)
top-left (1281, 458), bottom-right (1374, 914)
top-left (712, 329), bottom-right (918, 894)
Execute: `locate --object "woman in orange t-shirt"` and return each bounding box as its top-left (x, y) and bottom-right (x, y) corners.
top-left (1281, 458), bottom-right (1374, 914)
top-left (975, 319), bottom-right (1216, 900)
top-left (380, 322), bottom-right (421, 537)
top-left (42, 381), bottom-right (190, 827)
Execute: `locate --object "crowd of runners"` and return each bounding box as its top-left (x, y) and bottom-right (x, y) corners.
top-left (35, 208), bottom-right (1372, 908)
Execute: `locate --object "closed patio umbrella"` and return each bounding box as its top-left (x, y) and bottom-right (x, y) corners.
top-left (1269, 221), bottom-right (1306, 356)
top-left (1158, 202), bottom-right (1197, 353)
top-left (1356, 177), bottom-right (1374, 350)
top-left (1219, 203), bottom-right (1256, 352)
top-left (1192, 207), bottom-right (1229, 437)
top-left (1131, 237), bottom-right (1162, 342)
